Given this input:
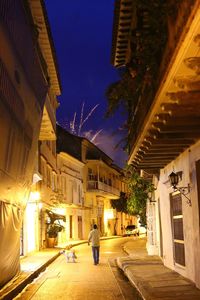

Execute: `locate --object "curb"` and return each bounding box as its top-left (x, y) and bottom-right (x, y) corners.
top-left (0, 252), bottom-right (60, 300)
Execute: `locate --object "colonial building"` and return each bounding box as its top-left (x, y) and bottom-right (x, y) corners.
top-left (111, 0), bottom-right (200, 288)
top-left (0, 0), bottom-right (51, 286)
top-left (22, 0), bottom-right (62, 252)
top-left (56, 125), bottom-right (85, 241)
top-left (82, 138), bottom-right (126, 236)
top-left (57, 125), bottom-right (134, 240)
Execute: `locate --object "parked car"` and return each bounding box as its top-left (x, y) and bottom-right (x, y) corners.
top-left (125, 225), bottom-right (139, 236)
top-left (139, 224), bottom-right (147, 235)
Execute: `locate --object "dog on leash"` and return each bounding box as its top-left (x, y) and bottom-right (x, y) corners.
top-left (60, 246), bottom-right (77, 263)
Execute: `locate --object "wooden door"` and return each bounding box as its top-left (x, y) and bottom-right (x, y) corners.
top-left (171, 192), bottom-right (185, 266)
top-left (78, 216), bottom-right (82, 239)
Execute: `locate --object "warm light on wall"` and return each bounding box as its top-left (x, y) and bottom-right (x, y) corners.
top-left (53, 208), bottom-right (66, 215)
top-left (26, 203), bottom-right (37, 253)
top-left (38, 202), bottom-right (43, 210)
top-left (29, 191), bottom-right (41, 202)
top-left (104, 209), bottom-right (115, 220)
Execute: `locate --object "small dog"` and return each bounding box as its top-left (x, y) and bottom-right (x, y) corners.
top-left (60, 247), bottom-right (77, 263)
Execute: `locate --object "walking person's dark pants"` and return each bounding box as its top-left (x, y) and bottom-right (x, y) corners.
top-left (92, 246), bottom-right (100, 265)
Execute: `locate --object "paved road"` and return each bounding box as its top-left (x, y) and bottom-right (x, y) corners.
top-left (14, 237), bottom-right (141, 300)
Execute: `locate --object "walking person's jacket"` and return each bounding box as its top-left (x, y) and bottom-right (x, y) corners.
top-left (88, 228), bottom-right (100, 246)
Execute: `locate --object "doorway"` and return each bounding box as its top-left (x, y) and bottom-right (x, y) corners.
top-left (78, 216), bottom-right (82, 239)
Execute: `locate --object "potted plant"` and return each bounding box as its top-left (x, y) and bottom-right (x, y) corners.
top-left (47, 223), bottom-right (64, 247)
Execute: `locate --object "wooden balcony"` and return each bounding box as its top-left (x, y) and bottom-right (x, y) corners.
top-left (111, 1), bottom-right (199, 172)
top-left (87, 180), bottom-right (120, 199)
top-left (124, 1), bottom-right (200, 171)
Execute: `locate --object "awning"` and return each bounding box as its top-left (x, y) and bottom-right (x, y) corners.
top-left (46, 210), bottom-right (66, 222)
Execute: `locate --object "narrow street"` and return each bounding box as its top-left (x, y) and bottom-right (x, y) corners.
top-left (14, 238), bottom-right (141, 300)
top-left (2, 0), bottom-right (200, 297)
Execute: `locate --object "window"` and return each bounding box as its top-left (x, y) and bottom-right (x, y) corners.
top-left (171, 192), bottom-right (185, 266)
top-left (47, 166), bottom-right (51, 187)
top-left (68, 180), bottom-right (73, 203)
top-left (52, 141), bottom-right (56, 156)
top-left (88, 168), bottom-right (93, 180)
top-left (78, 185), bottom-right (81, 203)
top-left (61, 176), bottom-right (66, 196)
top-left (40, 158), bottom-right (47, 184)
top-left (52, 172), bottom-right (57, 191)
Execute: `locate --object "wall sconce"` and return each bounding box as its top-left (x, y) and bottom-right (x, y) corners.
top-left (169, 172), bottom-right (191, 206)
top-left (148, 192), bottom-right (156, 203)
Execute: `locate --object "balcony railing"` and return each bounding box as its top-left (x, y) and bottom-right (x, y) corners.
top-left (87, 180), bottom-right (120, 197)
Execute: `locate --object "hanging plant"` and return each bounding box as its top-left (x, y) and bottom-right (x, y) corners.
top-left (47, 222), bottom-right (64, 238)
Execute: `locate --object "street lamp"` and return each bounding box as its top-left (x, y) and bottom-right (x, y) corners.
top-left (169, 172), bottom-right (191, 206)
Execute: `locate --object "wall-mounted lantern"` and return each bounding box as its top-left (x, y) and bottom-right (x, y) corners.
top-left (169, 172), bottom-right (191, 206)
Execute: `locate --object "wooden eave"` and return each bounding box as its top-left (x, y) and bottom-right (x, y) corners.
top-left (111, 0), bottom-right (136, 68)
top-left (29, 0), bottom-right (61, 95)
top-left (39, 95), bottom-right (56, 141)
top-left (128, 3), bottom-right (200, 170)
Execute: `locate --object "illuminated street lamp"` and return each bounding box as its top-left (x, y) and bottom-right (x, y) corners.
top-left (169, 172), bottom-right (191, 206)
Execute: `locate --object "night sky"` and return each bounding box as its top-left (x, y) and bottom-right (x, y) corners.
top-left (45, 1), bottom-right (128, 167)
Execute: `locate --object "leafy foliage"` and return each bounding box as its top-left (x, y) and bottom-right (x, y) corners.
top-left (126, 166), bottom-right (155, 224)
top-left (105, 0), bottom-right (170, 150)
top-left (105, 71), bottom-right (137, 118)
top-left (110, 192), bottom-right (129, 214)
top-left (47, 223), bottom-right (64, 238)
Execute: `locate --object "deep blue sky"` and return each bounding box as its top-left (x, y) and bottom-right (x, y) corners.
top-left (45, 1), bottom-right (128, 167)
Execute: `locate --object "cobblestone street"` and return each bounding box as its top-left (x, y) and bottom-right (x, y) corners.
top-left (14, 238), bottom-right (136, 300)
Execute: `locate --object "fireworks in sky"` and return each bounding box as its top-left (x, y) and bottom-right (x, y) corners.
top-left (59, 102), bottom-right (102, 145)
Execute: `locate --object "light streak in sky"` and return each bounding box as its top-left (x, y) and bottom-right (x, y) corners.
top-left (60, 102), bottom-right (102, 145)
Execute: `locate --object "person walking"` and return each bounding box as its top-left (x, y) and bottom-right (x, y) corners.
top-left (88, 224), bottom-right (100, 265)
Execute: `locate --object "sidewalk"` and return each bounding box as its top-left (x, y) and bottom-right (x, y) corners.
top-left (0, 236), bottom-right (121, 300)
top-left (117, 237), bottom-right (200, 300)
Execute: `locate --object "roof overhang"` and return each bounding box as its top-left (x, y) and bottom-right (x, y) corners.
top-left (59, 151), bottom-right (85, 166)
top-left (29, 0), bottom-right (61, 95)
top-left (39, 102), bottom-right (56, 140)
top-left (128, 3), bottom-right (200, 170)
top-left (111, 0), bottom-right (136, 68)
top-left (86, 160), bottom-right (121, 175)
